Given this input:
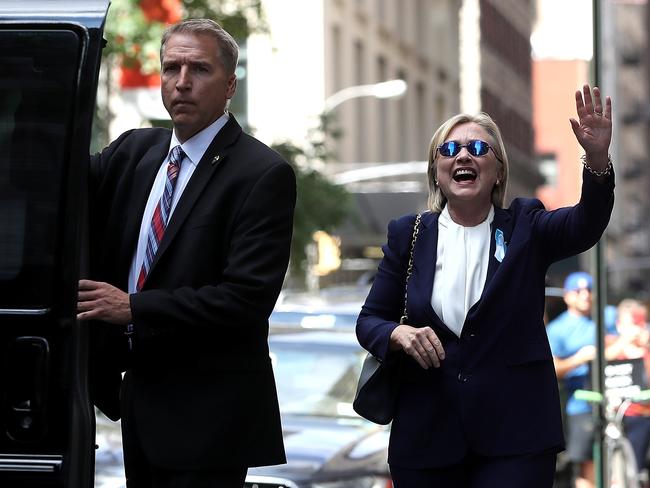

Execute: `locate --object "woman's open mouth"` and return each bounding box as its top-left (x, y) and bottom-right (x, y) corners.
top-left (452, 167), bottom-right (477, 182)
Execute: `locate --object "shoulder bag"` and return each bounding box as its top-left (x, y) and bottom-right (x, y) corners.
top-left (352, 212), bottom-right (422, 424)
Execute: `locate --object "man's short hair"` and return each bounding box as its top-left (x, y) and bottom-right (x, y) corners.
top-left (160, 18), bottom-right (239, 75)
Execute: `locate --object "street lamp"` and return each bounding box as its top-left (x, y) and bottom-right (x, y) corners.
top-left (304, 80), bottom-right (407, 292)
top-left (322, 79), bottom-right (407, 113)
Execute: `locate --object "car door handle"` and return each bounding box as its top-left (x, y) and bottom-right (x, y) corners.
top-left (5, 336), bottom-right (50, 442)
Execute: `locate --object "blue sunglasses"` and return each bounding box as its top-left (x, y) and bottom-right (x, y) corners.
top-left (437, 139), bottom-right (502, 162)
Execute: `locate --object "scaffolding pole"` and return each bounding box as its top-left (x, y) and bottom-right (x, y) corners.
top-left (590, 1), bottom-right (607, 486)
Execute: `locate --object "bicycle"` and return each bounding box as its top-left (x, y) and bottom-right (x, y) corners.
top-left (575, 389), bottom-right (650, 488)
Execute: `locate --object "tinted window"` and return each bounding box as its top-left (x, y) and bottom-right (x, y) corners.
top-left (0, 30), bottom-right (79, 309)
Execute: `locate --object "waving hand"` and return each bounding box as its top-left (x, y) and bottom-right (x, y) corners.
top-left (570, 84), bottom-right (612, 172)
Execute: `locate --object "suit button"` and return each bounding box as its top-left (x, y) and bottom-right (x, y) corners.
top-left (465, 332), bottom-right (477, 341)
top-left (457, 372), bottom-right (469, 383)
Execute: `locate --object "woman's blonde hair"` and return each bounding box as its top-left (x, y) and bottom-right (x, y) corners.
top-left (426, 112), bottom-right (509, 213)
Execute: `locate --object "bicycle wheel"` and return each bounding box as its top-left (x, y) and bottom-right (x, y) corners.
top-left (609, 437), bottom-right (640, 488)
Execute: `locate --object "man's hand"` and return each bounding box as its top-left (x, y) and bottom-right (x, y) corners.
top-left (390, 324), bottom-right (445, 369)
top-left (554, 344), bottom-right (596, 379)
top-left (574, 344), bottom-right (597, 364)
top-left (77, 279), bottom-right (132, 324)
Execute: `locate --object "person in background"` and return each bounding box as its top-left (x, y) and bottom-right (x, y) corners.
top-left (357, 85), bottom-right (614, 487)
top-left (547, 272), bottom-right (599, 488)
top-left (78, 18), bottom-right (295, 488)
top-left (607, 299), bottom-right (650, 477)
top-left (547, 277), bottom-right (648, 487)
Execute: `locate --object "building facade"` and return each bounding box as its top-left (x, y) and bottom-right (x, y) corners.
top-left (246, 0), bottom-right (464, 285)
top-left (248, 0), bottom-right (541, 285)
top-left (606, 0), bottom-right (650, 299)
top-left (533, 59), bottom-right (589, 211)
top-left (531, 0), bottom-right (650, 300)
top-left (247, 0), bottom-right (462, 167)
top-left (460, 0), bottom-right (542, 201)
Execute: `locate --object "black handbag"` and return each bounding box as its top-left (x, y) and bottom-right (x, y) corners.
top-left (353, 213), bottom-right (422, 424)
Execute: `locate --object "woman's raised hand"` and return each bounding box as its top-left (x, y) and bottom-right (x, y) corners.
top-left (570, 84), bottom-right (612, 171)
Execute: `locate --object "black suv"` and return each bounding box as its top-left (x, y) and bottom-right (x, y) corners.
top-left (0, 1), bottom-right (109, 486)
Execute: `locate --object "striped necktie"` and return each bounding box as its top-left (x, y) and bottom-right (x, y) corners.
top-left (136, 145), bottom-right (185, 291)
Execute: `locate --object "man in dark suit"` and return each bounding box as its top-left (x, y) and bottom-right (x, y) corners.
top-left (77, 18), bottom-right (295, 487)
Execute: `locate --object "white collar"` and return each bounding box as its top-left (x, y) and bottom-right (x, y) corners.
top-left (169, 112), bottom-right (230, 166)
top-left (439, 204), bottom-right (495, 229)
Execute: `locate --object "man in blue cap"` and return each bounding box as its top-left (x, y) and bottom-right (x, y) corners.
top-left (547, 272), bottom-right (598, 488)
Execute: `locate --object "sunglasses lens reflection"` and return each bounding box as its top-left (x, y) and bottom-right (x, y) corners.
top-left (469, 140), bottom-right (489, 156)
top-left (439, 141), bottom-right (459, 157)
top-left (439, 140), bottom-right (490, 157)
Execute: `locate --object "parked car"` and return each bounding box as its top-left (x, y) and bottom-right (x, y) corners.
top-left (269, 286), bottom-right (369, 333)
top-left (95, 330), bottom-right (391, 488)
top-left (269, 303), bottom-right (360, 332)
top-left (247, 331), bottom-right (390, 487)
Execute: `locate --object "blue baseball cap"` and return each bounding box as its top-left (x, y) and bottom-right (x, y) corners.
top-left (563, 272), bottom-right (593, 292)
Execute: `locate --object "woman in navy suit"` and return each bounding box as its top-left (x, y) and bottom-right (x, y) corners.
top-left (357, 85), bottom-right (614, 487)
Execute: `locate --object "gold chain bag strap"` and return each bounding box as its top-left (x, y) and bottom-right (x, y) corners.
top-left (400, 211), bottom-right (422, 325)
top-left (353, 213), bottom-right (422, 424)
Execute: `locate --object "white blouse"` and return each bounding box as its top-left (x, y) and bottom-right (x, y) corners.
top-left (431, 205), bottom-right (494, 337)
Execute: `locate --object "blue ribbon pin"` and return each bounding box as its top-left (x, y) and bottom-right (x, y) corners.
top-left (494, 228), bottom-right (506, 262)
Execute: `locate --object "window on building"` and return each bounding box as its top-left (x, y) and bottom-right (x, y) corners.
top-left (397, 70), bottom-right (408, 162)
top-left (377, 56), bottom-right (388, 162)
top-left (355, 40), bottom-right (366, 162)
top-left (377, 0), bottom-right (387, 28)
top-left (435, 92), bottom-right (446, 126)
top-left (416, 82), bottom-right (427, 157)
top-left (332, 25), bottom-right (342, 93)
top-left (416, 0), bottom-right (428, 55)
top-left (538, 153), bottom-right (558, 187)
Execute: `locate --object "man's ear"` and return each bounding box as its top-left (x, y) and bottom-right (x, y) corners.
top-left (226, 74), bottom-right (237, 99)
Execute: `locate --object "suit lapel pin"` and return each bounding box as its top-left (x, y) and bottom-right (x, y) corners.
top-left (211, 155), bottom-right (221, 165)
top-left (494, 228), bottom-right (507, 263)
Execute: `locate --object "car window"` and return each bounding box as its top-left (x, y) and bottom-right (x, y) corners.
top-left (270, 310), bottom-right (358, 329)
top-left (0, 29), bottom-right (79, 309)
top-left (270, 343), bottom-right (365, 418)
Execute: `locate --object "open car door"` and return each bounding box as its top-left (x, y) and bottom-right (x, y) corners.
top-left (0, 1), bottom-right (109, 486)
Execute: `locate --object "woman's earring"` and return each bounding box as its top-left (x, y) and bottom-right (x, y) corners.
top-left (496, 180), bottom-right (500, 186)
top-left (435, 179), bottom-right (439, 186)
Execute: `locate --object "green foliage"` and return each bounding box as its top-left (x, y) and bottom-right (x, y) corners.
top-left (103, 0), bottom-right (267, 74)
top-left (182, 0), bottom-right (267, 40)
top-left (272, 114), bottom-right (352, 278)
top-left (104, 0), bottom-right (166, 74)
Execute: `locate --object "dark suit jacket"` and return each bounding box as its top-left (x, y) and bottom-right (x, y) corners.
top-left (88, 116), bottom-right (295, 469)
top-left (357, 169), bottom-right (615, 469)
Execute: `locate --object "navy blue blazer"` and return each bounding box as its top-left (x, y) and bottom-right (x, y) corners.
top-left (357, 169), bottom-right (614, 469)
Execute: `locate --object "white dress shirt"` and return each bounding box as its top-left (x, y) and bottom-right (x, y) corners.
top-left (431, 205), bottom-right (494, 337)
top-left (128, 113), bottom-right (230, 293)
